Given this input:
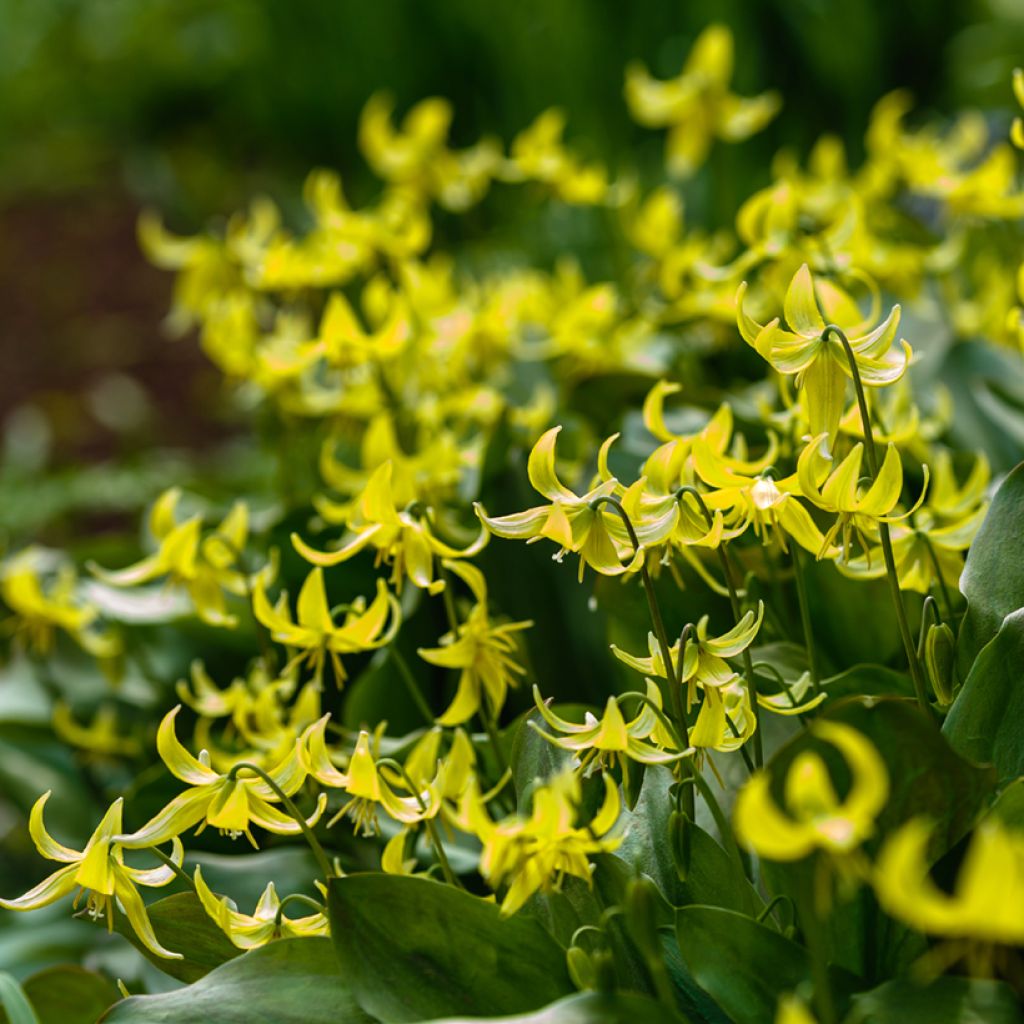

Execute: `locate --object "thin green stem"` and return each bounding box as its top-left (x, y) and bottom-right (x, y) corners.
top-left (686, 769), bottom-right (748, 883)
top-left (377, 757), bottom-right (460, 887)
top-left (799, 856), bottom-right (839, 1024)
top-left (589, 495), bottom-right (696, 821)
top-left (149, 844), bottom-right (195, 891)
top-left (274, 893), bottom-right (324, 927)
top-left (917, 531), bottom-right (955, 623)
top-left (822, 324), bottom-right (931, 717)
top-left (791, 545), bottom-right (820, 693)
top-left (227, 762), bottom-right (333, 880)
top-left (677, 487), bottom-right (764, 768)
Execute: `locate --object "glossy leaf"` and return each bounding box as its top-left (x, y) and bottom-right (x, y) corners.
top-left (851, 976), bottom-right (1024, 1023)
top-left (9, 966), bottom-right (119, 1024)
top-left (100, 938), bottom-right (373, 1024)
top-left (419, 990), bottom-right (689, 1023)
top-left (328, 873), bottom-right (572, 1022)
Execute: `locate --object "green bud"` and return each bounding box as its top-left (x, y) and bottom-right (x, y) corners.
top-left (624, 877), bottom-right (661, 957)
top-left (924, 622), bottom-right (957, 706)
top-left (670, 809), bottom-right (693, 882)
top-left (566, 946), bottom-right (597, 991)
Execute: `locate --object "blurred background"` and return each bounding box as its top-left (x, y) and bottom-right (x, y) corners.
top-left (3, 0), bottom-right (1023, 551)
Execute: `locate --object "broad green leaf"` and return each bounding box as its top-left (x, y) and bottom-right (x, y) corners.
top-left (617, 766), bottom-right (759, 915)
top-left (111, 892), bottom-right (240, 984)
top-left (328, 873), bottom-right (573, 1022)
top-left (944, 609), bottom-right (1024, 785)
top-left (851, 976), bottom-right (1024, 1023)
top-left (957, 461), bottom-right (1024, 675)
top-left (100, 937), bottom-right (373, 1024)
top-left (675, 906), bottom-right (856, 1023)
top-left (990, 777), bottom-right (1024, 829)
top-left (822, 665), bottom-right (913, 700)
top-left (10, 966), bottom-right (118, 1024)
top-left (510, 705), bottom-right (585, 809)
top-left (0, 974), bottom-right (38, 1024)
top-left (419, 990), bottom-right (688, 1023)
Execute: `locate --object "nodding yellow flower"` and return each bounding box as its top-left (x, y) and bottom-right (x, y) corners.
top-left (404, 725), bottom-right (479, 803)
top-left (314, 291), bottom-right (410, 369)
top-left (530, 680), bottom-right (692, 784)
top-left (507, 108), bottom-right (612, 205)
top-left (690, 678), bottom-right (757, 752)
top-left (0, 549), bottom-right (120, 660)
top-left (293, 462), bottom-right (487, 595)
top-left (51, 703), bottom-right (141, 760)
top-left (797, 433), bottom-right (928, 563)
top-left (733, 721), bottom-right (888, 862)
top-left (476, 426), bottom-right (641, 581)
top-left (302, 719), bottom-right (439, 836)
top-left (193, 867), bottom-right (328, 949)
top-left (116, 706), bottom-right (324, 849)
top-left (359, 93), bottom-right (501, 212)
top-left (463, 770), bottom-right (622, 915)
top-left (90, 489), bottom-right (269, 629)
top-left (613, 603), bottom-right (764, 711)
top-left (874, 818), bottom-right (1024, 948)
top-left (624, 23), bottom-right (780, 178)
top-left (252, 568), bottom-right (401, 685)
top-left (737, 264), bottom-right (911, 445)
top-left (692, 436), bottom-right (829, 557)
top-left (0, 794), bottom-right (183, 960)
top-left (418, 560), bottom-right (532, 726)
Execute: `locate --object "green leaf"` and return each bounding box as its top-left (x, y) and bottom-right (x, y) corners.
top-left (821, 664), bottom-right (913, 700)
top-left (617, 767), bottom-right (759, 915)
top-left (100, 937), bottom-right (373, 1024)
top-left (850, 976), bottom-right (1024, 1023)
top-left (14, 966), bottom-right (119, 1024)
top-left (989, 777), bottom-right (1024, 829)
top-left (675, 906), bottom-right (855, 1023)
top-left (111, 892), bottom-right (240, 984)
top-left (944, 609), bottom-right (1024, 785)
top-left (510, 705), bottom-right (584, 809)
top-left (419, 990), bottom-right (689, 1023)
top-left (958, 461), bottom-right (1024, 675)
top-left (327, 873), bottom-right (573, 1022)
top-left (0, 974), bottom-right (39, 1024)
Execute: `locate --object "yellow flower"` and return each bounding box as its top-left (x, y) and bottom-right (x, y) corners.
top-left (116, 707), bottom-right (324, 848)
top-left (90, 489), bottom-right (268, 629)
top-left (624, 24), bottom-right (780, 178)
top-left (302, 719), bottom-right (439, 836)
top-left (0, 794), bottom-right (183, 959)
top-left (418, 561), bottom-right (532, 726)
top-left (193, 866), bottom-right (328, 949)
top-left (51, 703), bottom-right (141, 760)
top-left (462, 770), bottom-right (622, 915)
top-left (874, 818), bottom-right (1024, 946)
top-left (530, 679), bottom-right (691, 783)
top-left (734, 721), bottom-right (888, 861)
top-left (737, 264), bottom-right (911, 444)
top-left (252, 568), bottom-right (401, 684)
top-left (1013, 69), bottom-right (1024, 149)
top-left (476, 426), bottom-right (641, 581)
top-left (0, 549), bottom-right (120, 660)
top-left (292, 462), bottom-right (487, 594)
top-left (797, 433), bottom-right (928, 562)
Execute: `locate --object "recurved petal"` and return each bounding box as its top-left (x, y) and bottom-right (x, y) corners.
top-left (157, 707), bottom-right (220, 786)
top-left (527, 426), bottom-right (576, 502)
top-left (113, 866), bottom-right (183, 959)
top-left (474, 502), bottom-right (550, 540)
top-left (29, 792), bottom-right (81, 863)
top-left (733, 772), bottom-right (816, 861)
top-left (116, 787), bottom-right (213, 849)
top-left (0, 863), bottom-right (78, 911)
top-left (784, 264), bottom-right (826, 338)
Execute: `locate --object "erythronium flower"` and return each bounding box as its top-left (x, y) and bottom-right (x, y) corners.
top-left (737, 264), bottom-right (912, 444)
top-left (0, 794), bottom-right (183, 959)
top-left (418, 560), bottom-right (532, 726)
top-left (733, 721), bottom-right (888, 861)
top-left (303, 719), bottom-right (439, 835)
top-left (475, 426), bottom-right (642, 581)
top-left (116, 706), bottom-right (325, 848)
top-left (193, 867), bottom-right (328, 949)
top-left (624, 24), bottom-right (780, 178)
top-left (460, 770), bottom-right (622, 915)
top-left (90, 489), bottom-right (267, 628)
top-left (252, 568), bottom-right (400, 684)
top-left (0, 549), bottom-right (120, 659)
top-left (689, 678), bottom-right (757, 753)
top-left (292, 461), bottom-right (487, 594)
top-left (796, 433), bottom-right (928, 563)
top-left (874, 818), bottom-right (1024, 947)
top-left (613, 603), bottom-right (764, 711)
top-left (530, 680), bottom-right (692, 783)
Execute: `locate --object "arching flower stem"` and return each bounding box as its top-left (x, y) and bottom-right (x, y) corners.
top-left (791, 545), bottom-right (821, 694)
top-left (274, 893), bottom-right (325, 928)
top-left (589, 495), bottom-right (695, 822)
top-left (676, 486), bottom-right (764, 768)
top-left (226, 762), bottom-right (333, 880)
top-left (822, 324), bottom-right (931, 716)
